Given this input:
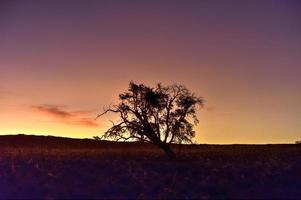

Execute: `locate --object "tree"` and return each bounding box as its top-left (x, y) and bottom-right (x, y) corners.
top-left (96, 82), bottom-right (204, 158)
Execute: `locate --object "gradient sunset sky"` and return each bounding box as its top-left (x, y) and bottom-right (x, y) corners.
top-left (1, 0), bottom-right (300, 144)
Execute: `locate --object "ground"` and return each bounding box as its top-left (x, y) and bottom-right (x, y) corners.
top-left (0, 135), bottom-right (300, 199)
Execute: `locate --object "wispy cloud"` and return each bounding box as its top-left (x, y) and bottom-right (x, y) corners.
top-left (206, 106), bottom-right (216, 112)
top-left (31, 104), bottom-right (99, 127)
top-left (205, 106), bottom-right (233, 116)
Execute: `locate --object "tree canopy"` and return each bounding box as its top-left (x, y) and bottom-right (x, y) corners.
top-left (96, 82), bottom-right (204, 158)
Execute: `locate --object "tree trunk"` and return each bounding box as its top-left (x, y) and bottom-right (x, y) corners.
top-left (158, 142), bottom-right (176, 159)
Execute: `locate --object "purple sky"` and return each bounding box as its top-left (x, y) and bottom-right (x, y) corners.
top-left (0, 0), bottom-right (300, 143)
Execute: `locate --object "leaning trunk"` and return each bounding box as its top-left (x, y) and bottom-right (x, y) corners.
top-left (148, 131), bottom-right (176, 159)
top-left (158, 142), bottom-right (176, 159)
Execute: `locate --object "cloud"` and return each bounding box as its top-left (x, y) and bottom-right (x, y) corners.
top-left (33, 105), bottom-right (74, 118)
top-left (32, 104), bottom-right (99, 127)
top-left (74, 118), bottom-right (99, 127)
top-left (205, 106), bottom-right (233, 116)
top-left (206, 106), bottom-right (216, 112)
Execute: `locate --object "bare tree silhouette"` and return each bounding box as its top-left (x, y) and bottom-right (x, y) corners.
top-left (96, 82), bottom-right (204, 158)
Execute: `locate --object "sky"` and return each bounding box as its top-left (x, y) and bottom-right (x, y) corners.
top-left (0, 0), bottom-right (300, 144)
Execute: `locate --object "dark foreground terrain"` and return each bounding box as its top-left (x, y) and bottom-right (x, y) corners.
top-left (0, 135), bottom-right (300, 199)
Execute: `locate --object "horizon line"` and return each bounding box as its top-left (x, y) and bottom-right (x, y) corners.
top-left (0, 133), bottom-right (297, 145)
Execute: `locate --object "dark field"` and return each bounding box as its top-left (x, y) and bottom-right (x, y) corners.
top-left (0, 135), bottom-right (300, 199)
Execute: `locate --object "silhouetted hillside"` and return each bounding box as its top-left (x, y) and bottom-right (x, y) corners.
top-left (0, 134), bottom-right (298, 152)
top-left (0, 134), bottom-right (300, 199)
top-left (0, 134), bottom-right (140, 149)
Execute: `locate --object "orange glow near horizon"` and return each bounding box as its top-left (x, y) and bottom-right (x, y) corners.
top-left (0, 1), bottom-right (300, 144)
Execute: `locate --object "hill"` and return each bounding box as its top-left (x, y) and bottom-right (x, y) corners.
top-left (0, 134), bottom-right (123, 148)
top-left (0, 134), bottom-right (300, 199)
top-left (0, 134), bottom-right (298, 153)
